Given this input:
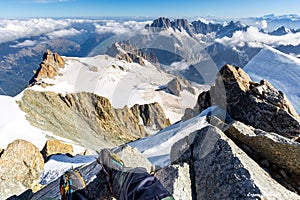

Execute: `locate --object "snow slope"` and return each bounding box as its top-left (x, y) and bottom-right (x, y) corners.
top-left (129, 107), bottom-right (216, 167)
top-left (0, 94), bottom-right (87, 152)
top-left (41, 154), bottom-right (96, 185)
top-left (31, 55), bottom-right (200, 123)
top-left (244, 45), bottom-right (300, 113)
top-left (0, 94), bottom-right (47, 150)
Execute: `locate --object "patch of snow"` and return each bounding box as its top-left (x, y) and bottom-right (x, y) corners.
top-left (129, 107), bottom-right (214, 167)
top-left (40, 154), bottom-right (96, 185)
top-left (0, 95), bottom-right (47, 150)
top-left (0, 93), bottom-right (88, 152)
top-left (244, 45), bottom-right (300, 113)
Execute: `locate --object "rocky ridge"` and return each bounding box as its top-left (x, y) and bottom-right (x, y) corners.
top-left (29, 49), bottom-right (65, 86)
top-left (17, 90), bottom-right (170, 150)
top-left (146, 17), bottom-right (247, 37)
top-left (170, 125), bottom-right (300, 199)
top-left (106, 41), bottom-right (159, 66)
top-left (181, 64), bottom-right (300, 195)
top-left (185, 64), bottom-right (300, 139)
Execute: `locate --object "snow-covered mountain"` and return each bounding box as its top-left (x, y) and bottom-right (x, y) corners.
top-left (0, 48), bottom-right (201, 150)
top-left (2, 16), bottom-right (300, 97)
top-left (244, 45), bottom-right (300, 113)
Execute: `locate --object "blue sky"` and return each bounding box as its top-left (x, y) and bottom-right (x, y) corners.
top-left (1, 0), bottom-right (300, 18)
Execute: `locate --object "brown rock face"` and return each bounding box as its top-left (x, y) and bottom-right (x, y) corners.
top-left (191, 64), bottom-right (300, 139)
top-left (41, 140), bottom-right (74, 161)
top-left (18, 90), bottom-right (169, 150)
top-left (0, 140), bottom-right (44, 199)
top-left (29, 49), bottom-right (65, 85)
top-left (131, 102), bottom-right (171, 130)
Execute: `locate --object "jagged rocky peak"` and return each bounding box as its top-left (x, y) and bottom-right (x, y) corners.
top-left (166, 76), bottom-right (196, 97)
top-left (146, 17), bottom-right (194, 35)
top-left (29, 49), bottom-right (65, 85)
top-left (269, 26), bottom-right (294, 36)
top-left (146, 17), bottom-right (172, 30)
top-left (184, 64), bottom-right (300, 139)
top-left (216, 20), bottom-right (248, 37)
top-left (106, 41), bottom-right (159, 66)
top-left (191, 20), bottom-right (223, 34)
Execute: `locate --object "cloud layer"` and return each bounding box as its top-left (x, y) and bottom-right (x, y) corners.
top-left (46, 28), bottom-right (85, 39)
top-left (0, 18), bottom-right (151, 44)
top-left (216, 26), bottom-right (300, 47)
top-left (94, 20), bottom-right (151, 34)
top-left (0, 18), bottom-right (70, 43)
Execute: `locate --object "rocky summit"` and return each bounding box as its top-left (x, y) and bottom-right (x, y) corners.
top-left (29, 49), bottom-right (65, 86)
top-left (186, 64), bottom-right (300, 139)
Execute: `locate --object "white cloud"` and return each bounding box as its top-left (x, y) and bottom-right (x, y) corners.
top-left (0, 18), bottom-right (70, 43)
top-left (10, 40), bottom-right (37, 48)
top-left (94, 20), bottom-right (151, 34)
top-left (197, 18), bottom-right (215, 25)
top-left (47, 28), bottom-right (84, 39)
top-left (261, 20), bottom-right (268, 29)
top-left (215, 26), bottom-right (300, 48)
top-left (0, 18), bottom-right (152, 44)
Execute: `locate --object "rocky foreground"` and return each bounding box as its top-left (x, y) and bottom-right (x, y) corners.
top-left (4, 64), bottom-right (300, 199)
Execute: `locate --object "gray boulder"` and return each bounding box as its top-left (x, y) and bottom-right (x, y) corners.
top-left (114, 145), bottom-right (153, 173)
top-left (171, 125), bottom-right (300, 200)
top-left (155, 163), bottom-right (192, 200)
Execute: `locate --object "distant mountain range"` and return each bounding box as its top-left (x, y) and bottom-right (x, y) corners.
top-left (1, 15), bottom-right (300, 96)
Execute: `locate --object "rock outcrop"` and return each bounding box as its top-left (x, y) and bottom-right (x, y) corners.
top-left (155, 163), bottom-right (192, 200)
top-left (0, 140), bottom-right (44, 199)
top-left (41, 140), bottom-right (74, 161)
top-left (187, 64), bottom-right (300, 139)
top-left (17, 90), bottom-right (169, 150)
top-left (170, 125), bottom-right (300, 199)
top-left (29, 50), bottom-right (65, 85)
top-left (114, 145), bottom-right (153, 173)
top-left (226, 121), bottom-right (300, 175)
top-left (131, 102), bottom-right (171, 130)
top-left (106, 41), bottom-right (159, 66)
top-left (166, 76), bottom-right (196, 97)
